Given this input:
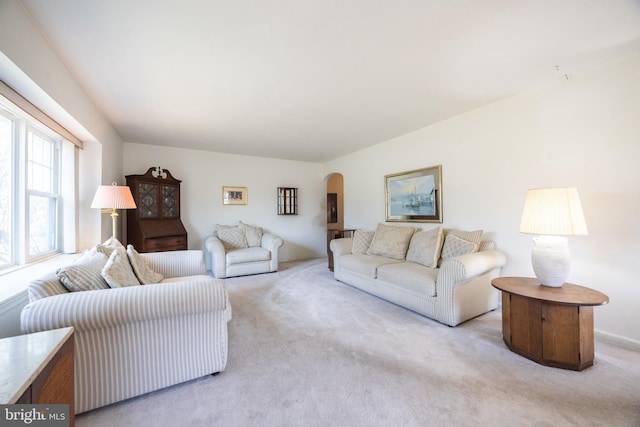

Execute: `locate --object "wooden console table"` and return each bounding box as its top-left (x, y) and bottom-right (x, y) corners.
top-left (0, 327), bottom-right (75, 425)
top-left (492, 277), bottom-right (608, 371)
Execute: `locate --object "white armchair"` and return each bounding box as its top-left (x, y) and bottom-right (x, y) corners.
top-left (204, 222), bottom-right (283, 278)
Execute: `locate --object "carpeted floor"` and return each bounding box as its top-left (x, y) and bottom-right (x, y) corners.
top-left (77, 258), bottom-right (640, 426)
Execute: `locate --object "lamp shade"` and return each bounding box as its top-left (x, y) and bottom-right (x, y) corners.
top-left (90, 183), bottom-right (137, 209)
top-left (519, 187), bottom-right (588, 236)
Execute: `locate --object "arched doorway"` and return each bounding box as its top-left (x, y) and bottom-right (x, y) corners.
top-left (326, 173), bottom-right (344, 231)
top-left (325, 173), bottom-right (352, 271)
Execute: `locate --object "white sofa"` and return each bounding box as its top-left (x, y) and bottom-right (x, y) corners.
top-left (330, 224), bottom-right (507, 326)
top-left (205, 221), bottom-right (283, 278)
top-left (21, 247), bottom-right (230, 414)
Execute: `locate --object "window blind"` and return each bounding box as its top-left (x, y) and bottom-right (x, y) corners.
top-left (0, 79), bottom-right (83, 148)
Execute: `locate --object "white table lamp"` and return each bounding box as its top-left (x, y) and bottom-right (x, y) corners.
top-left (91, 182), bottom-right (137, 239)
top-left (519, 187), bottom-right (588, 287)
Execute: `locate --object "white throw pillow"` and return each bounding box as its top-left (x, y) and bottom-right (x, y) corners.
top-left (443, 229), bottom-right (483, 246)
top-left (127, 245), bottom-right (164, 285)
top-left (57, 248), bottom-right (110, 292)
top-left (95, 237), bottom-right (125, 258)
top-left (239, 221), bottom-right (263, 247)
top-left (406, 227), bottom-right (444, 268)
top-left (351, 230), bottom-right (375, 254)
top-left (478, 240), bottom-right (495, 251)
top-left (217, 227), bottom-right (248, 250)
top-left (439, 234), bottom-right (479, 265)
top-left (367, 224), bottom-right (416, 260)
top-left (102, 246), bottom-right (141, 288)
top-left (216, 223), bottom-right (235, 231)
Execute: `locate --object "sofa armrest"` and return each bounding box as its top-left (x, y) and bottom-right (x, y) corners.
top-left (205, 235), bottom-right (227, 278)
top-left (141, 250), bottom-right (207, 278)
top-left (261, 233), bottom-right (283, 272)
top-left (329, 238), bottom-right (353, 256)
top-left (261, 233), bottom-right (284, 252)
top-left (21, 278), bottom-right (228, 334)
top-left (437, 250), bottom-right (507, 287)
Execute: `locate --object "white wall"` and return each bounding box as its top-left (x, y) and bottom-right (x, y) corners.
top-left (324, 53), bottom-right (640, 345)
top-left (0, 0), bottom-right (125, 248)
top-left (124, 143), bottom-right (327, 261)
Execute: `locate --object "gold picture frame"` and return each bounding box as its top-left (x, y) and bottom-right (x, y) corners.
top-left (385, 165), bottom-right (442, 223)
top-left (223, 186), bottom-right (248, 205)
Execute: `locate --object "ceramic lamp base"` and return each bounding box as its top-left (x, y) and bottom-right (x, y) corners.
top-left (531, 236), bottom-right (570, 287)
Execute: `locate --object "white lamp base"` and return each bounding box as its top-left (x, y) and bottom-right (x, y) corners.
top-left (531, 236), bottom-right (570, 287)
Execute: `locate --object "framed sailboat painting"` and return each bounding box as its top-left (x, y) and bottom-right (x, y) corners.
top-left (385, 165), bottom-right (442, 223)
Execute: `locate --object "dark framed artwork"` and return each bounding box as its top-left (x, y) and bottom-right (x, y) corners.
top-left (327, 193), bottom-right (338, 223)
top-left (385, 165), bottom-right (442, 223)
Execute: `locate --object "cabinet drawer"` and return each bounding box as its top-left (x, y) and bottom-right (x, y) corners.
top-left (145, 235), bottom-right (187, 252)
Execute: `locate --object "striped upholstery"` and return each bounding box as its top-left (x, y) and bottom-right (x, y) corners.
top-left (21, 250), bottom-right (230, 414)
top-left (330, 238), bottom-right (506, 326)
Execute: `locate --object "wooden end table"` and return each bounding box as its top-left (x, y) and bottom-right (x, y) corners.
top-left (491, 277), bottom-right (608, 371)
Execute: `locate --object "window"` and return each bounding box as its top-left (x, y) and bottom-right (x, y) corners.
top-left (0, 113), bottom-right (12, 265)
top-left (0, 98), bottom-right (67, 269)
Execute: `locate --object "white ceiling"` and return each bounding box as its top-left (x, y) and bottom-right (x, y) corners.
top-left (19, 0), bottom-right (640, 162)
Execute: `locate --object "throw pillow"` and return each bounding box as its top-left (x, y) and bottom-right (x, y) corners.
top-left (239, 221), bottom-right (263, 247)
top-left (217, 227), bottom-right (248, 250)
top-left (439, 234), bottom-right (479, 264)
top-left (478, 240), bottom-right (495, 251)
top-left (57, 248), bottom-right (110, 292)
top-left (95, 237), bottom-right (125, 258)
top-left (102, 246), bottom-right (141, 288)
top-left (443, 229), bottom-right (483, 246)
top-left (406, 227), bottom-right (444, 268)
top-left (351, 230), bottom-right (375, 254)
top-left (127, 245), bottom-right (164, 284)
top-left (367, 224), bottom-right (416, 260)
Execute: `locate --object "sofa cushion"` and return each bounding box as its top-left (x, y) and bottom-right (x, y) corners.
top-left (352, 230), bottom-right (375, 254)
top-left (218, 227), bottom-right (249, 250)
top-left (341, 254), bottom-right (403, 279)
top-left (226, 247), bottom-right (271, 265)
top-left (376, 262), bottom-right (438, 297)
top-left (239, 221), bottom-right (263, 247)
top-left (102, 246), bottom-right (141, 288)
top-left (406, 227), bottom-right (444, 268)
top-left (57, 248), bottom-right (110, 292)
top-left (367, 224), bottom-right (416, 260)
top-left (160, 274), bottom-right (211, 283)
top-left (440, 234), bottom-right (479, 264)
top-left (127, 245), bottom-right (164, 284)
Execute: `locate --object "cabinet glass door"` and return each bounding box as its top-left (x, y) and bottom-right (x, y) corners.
top-left (138, 183), bottom-right (158, 218)
top-left (161, 185), bottom-right (179, 218)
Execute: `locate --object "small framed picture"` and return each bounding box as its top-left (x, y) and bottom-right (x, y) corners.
top-left (223, 186), bottom-right (248, 205)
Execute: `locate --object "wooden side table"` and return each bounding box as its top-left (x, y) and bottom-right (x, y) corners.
top-left (491, 277), bottom-right (608, 371)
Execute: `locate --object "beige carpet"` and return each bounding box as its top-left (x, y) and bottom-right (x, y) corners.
top-left (77, 258), bottom-right (640, 426)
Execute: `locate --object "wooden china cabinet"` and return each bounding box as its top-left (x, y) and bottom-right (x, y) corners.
top-left (126, 167), bottom-right (187, 252)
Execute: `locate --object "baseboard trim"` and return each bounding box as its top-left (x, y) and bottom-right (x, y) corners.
top-left (595, 329), bottom-right (640, 351)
